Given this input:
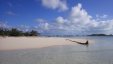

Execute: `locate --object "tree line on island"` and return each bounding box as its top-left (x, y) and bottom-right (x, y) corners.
top-left (0, 27), bottom-right (113, 37)
top-left (0, 27), bottom-right (40, 36)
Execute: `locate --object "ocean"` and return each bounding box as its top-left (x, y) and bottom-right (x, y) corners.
top-left (0, 36), bottom-right (113, 64)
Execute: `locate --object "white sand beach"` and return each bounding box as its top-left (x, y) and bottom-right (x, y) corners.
top-left (0, 37), bottom-right (91, 51)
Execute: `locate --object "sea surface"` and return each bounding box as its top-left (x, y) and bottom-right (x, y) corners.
top-left (0, 36), bottom-right (113, 64)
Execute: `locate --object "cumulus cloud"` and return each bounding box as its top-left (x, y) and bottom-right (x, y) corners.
top-left (0, 21), bottom-right (10, 28)
top-left (96, 14), bottom-right (108, 19)
top-left (2, 3), bottom-right (113, 35)
top-left (70, 3), bottom-right (92, 25)
top-left (37, 3), bottom-right (113, 35)
top-left (56, 16), bottom-right (66, 24)
top-left (35, 18), bottom-right (50, 30)
top-left (38, 22), bottom-right (49, 30)
top-left (68, 4), bottom-right (113, 34)
top-left (17, 25), bottom-right (30, 32)
top-left (42, 0), bottom-right (68, 11)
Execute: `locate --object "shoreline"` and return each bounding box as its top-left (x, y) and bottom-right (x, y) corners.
top-left (0, 37), bottom-right (92, 51)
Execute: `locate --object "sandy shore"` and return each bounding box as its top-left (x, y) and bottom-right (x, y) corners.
top-left (0, 37), bottom-right (91, 51)
top-left (0, 37), bottom-right (112, 64)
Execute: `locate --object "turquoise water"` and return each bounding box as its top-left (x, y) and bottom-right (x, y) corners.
top-left (0, 36), bottom-right (113, 64)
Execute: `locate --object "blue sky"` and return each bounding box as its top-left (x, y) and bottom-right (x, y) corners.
top-left (0, 0), bottom-right (113, 35)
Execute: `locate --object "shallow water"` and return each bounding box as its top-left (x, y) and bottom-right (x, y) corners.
top-left (0, 36), bottom-right (113, 64)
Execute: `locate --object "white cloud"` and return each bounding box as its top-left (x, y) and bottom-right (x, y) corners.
top-left (2, 3), bottom-right (113, 35)
top-left (0, 21), bottom-right (10, 28)
top-left (37, 3), bottom-right (113, 35)
top-left (70, 3), bottom-right (92, 25)
top-left (35, 18), bottom-right (49, 30)
top-left (56, 16), bottom-right (65, 24)
top-left (96, 14), bottom-right (108, 19)
top-left (18, 25), bottom-right (30, 32)
top-left (43, 22), bottom-right (49, 30)
top-left (42, 0), bottom-right (68, 11)
top-left (38, 22), bottom-right (49, 30)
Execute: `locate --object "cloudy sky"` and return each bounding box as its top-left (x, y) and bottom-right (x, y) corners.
top-left (0, 0), bottom-right (113, 35)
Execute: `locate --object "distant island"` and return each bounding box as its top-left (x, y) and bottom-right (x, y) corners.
top-left (43, 34), bottom-right (113, 37)
top-left (88, 34), bottom-right (113, 36)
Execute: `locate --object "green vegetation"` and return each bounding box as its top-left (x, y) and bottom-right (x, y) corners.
top-left (0, 27), bottom-right (40, 36)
